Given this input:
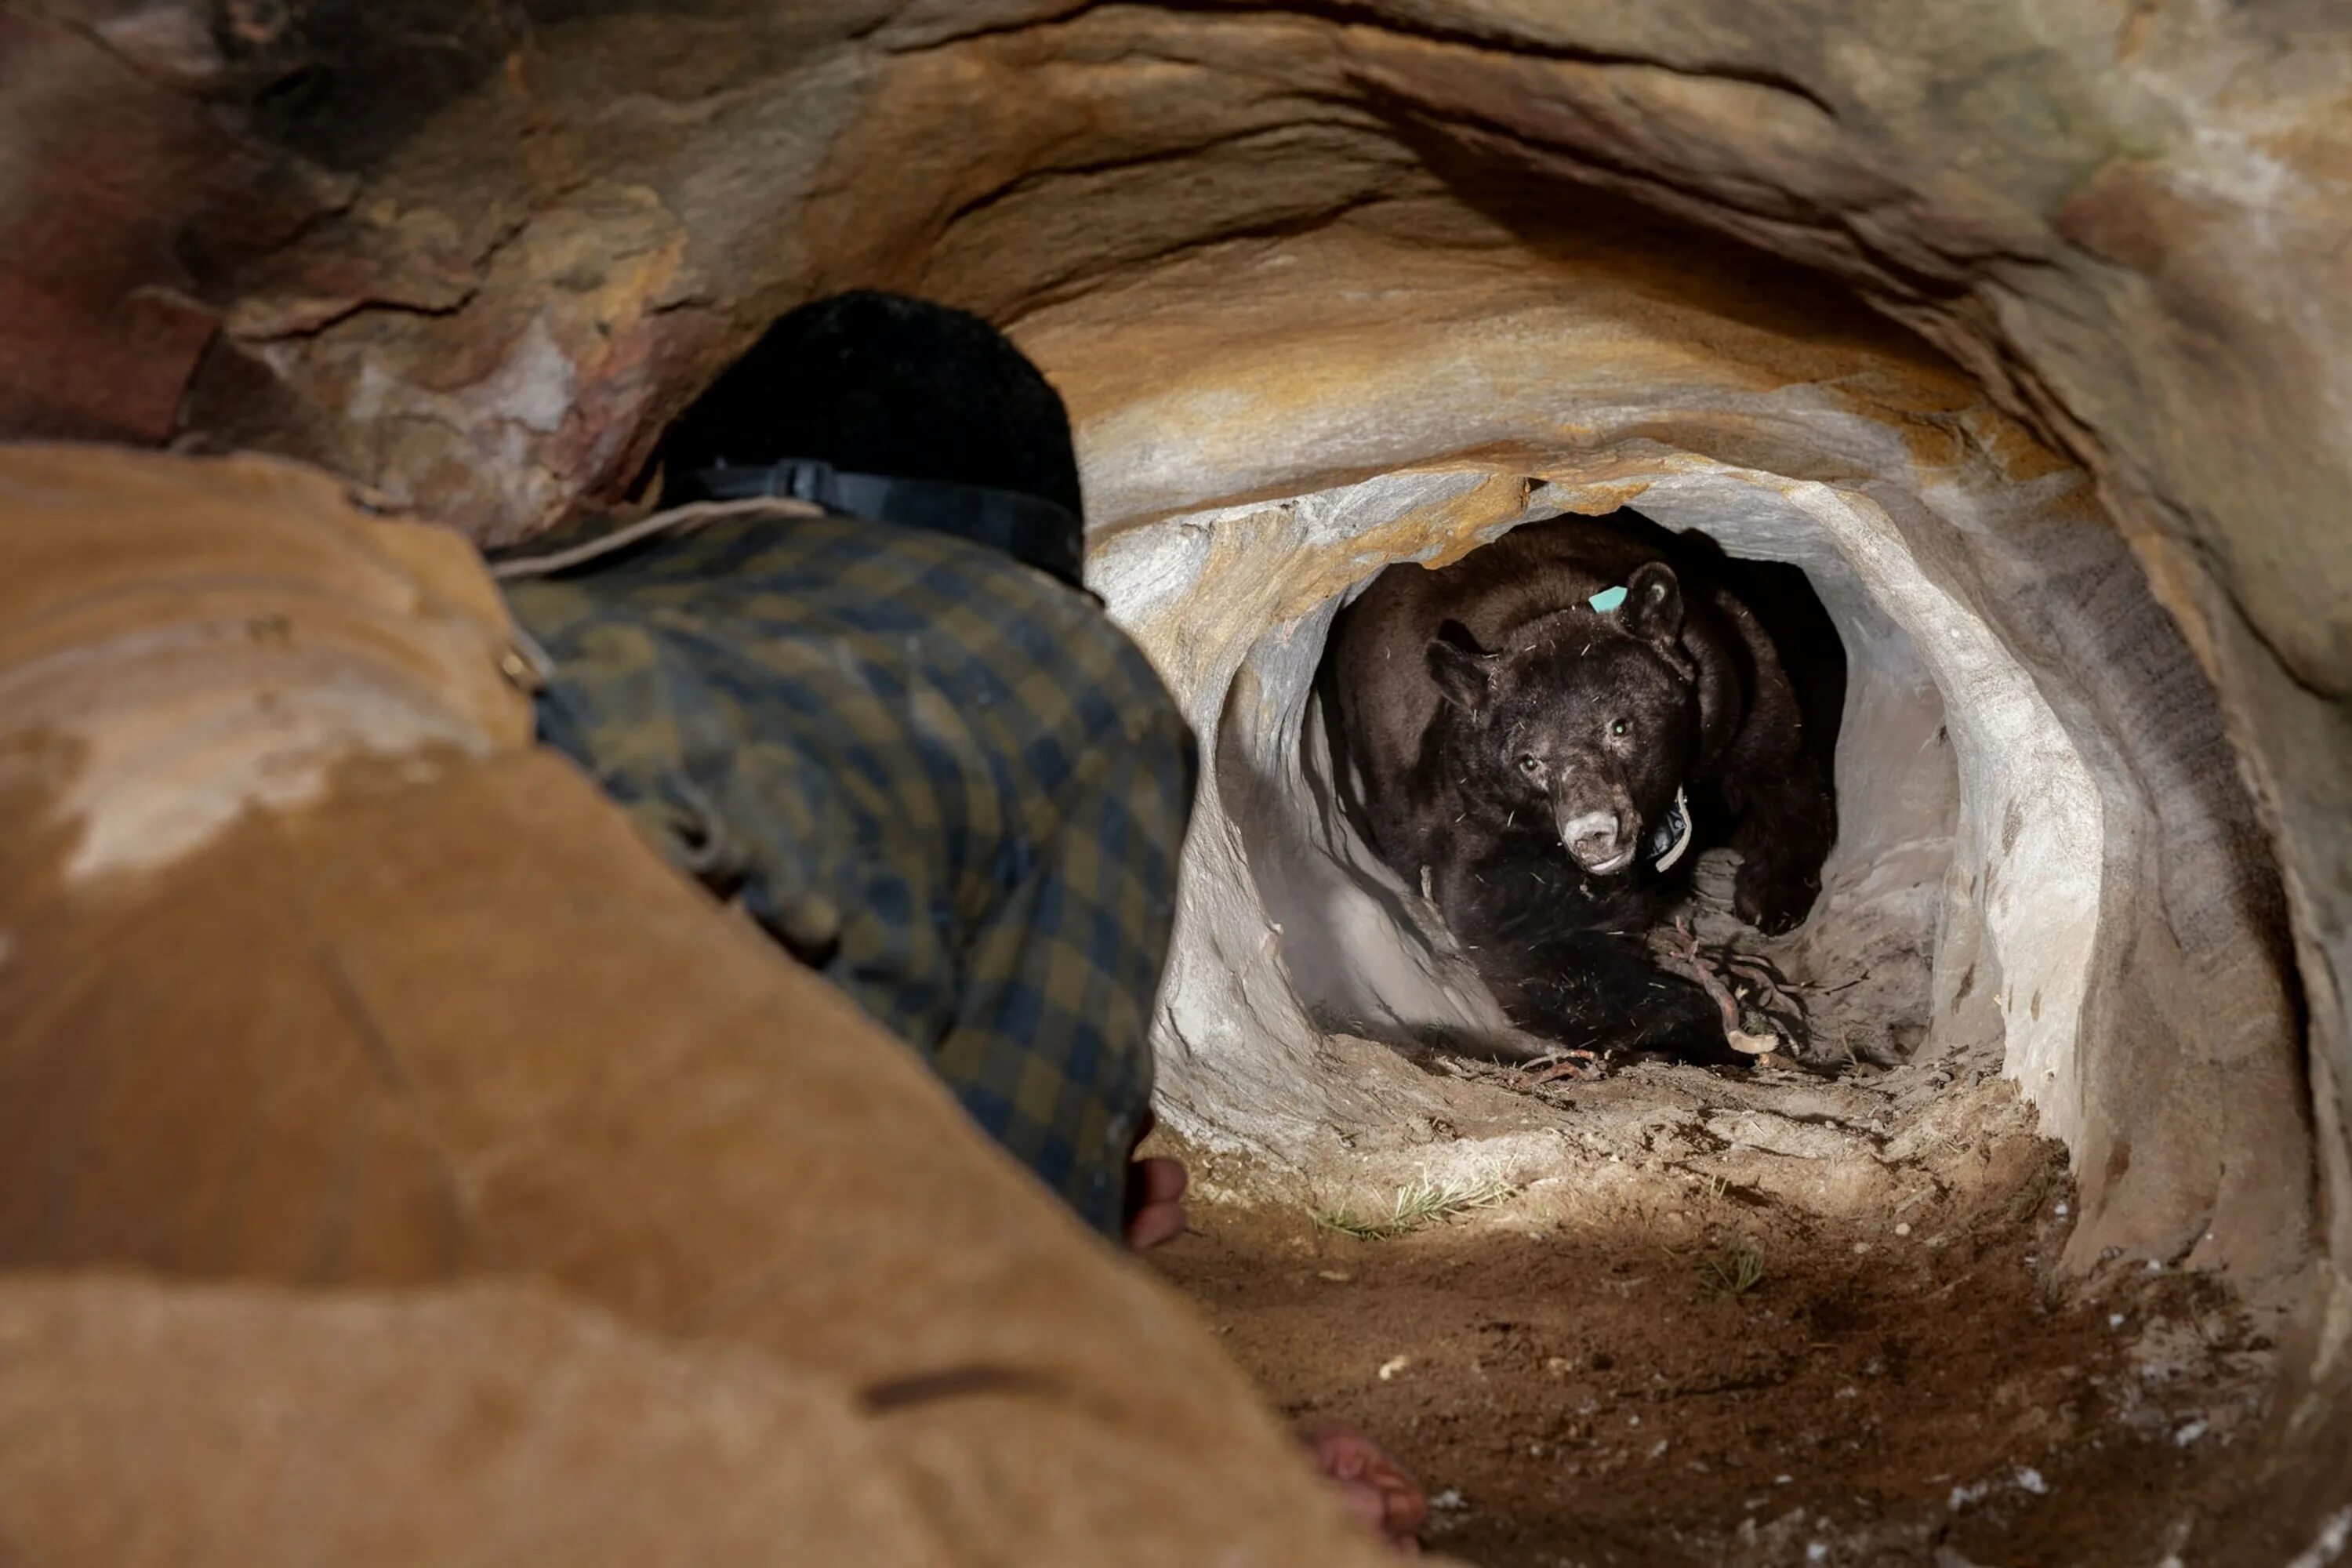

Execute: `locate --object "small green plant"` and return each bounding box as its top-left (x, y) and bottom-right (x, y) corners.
top-left (1698, 1245), bottom-right (1766, 1300)
top-left (2037, 1265), bottom-right (2069, 1312)
top-left (1315, 1176), bottom-right (1519, 1240)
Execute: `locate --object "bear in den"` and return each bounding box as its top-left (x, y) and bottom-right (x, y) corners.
top-left (1327, 510), bottom-right (1840, 1066)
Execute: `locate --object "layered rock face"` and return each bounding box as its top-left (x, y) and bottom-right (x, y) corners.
top-left (1036, 199), bottom-right (2306, 1290)
top-left (4, 0), bottom-right (2349, 1540)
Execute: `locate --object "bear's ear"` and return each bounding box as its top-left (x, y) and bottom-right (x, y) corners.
top-left (1426, 619), bottom-right (1496, 712)
top-left (1621, 561), bottom-right (1685, 646)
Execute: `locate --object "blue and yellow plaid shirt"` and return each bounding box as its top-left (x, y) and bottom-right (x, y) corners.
top-left (501, 508), bottom-right (1196, 1236)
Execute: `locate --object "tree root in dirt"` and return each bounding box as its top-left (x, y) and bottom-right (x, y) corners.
top-left (1655, 920), bottom-right (1809, 1058)
top-left (1508, 1050), bottom-right (1607, 1087)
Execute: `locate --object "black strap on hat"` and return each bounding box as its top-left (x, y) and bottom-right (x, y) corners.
top-left (692, 459), bottom-right (1085, 590)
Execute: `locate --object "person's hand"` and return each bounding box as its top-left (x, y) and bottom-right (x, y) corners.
top-left (1123, 1155), bottom-right (1189, 1250)
top-left (1307, 1424), bottom-right (1428, 1554)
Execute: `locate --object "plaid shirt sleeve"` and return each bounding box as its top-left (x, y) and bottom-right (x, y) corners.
top-left (931, 699), bottom-right (1196, 1236)
top-left (503, 513), bottom-right (1196, 1240)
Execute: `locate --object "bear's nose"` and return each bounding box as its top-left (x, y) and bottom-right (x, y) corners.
top-left (1559, 810), bottom-right (1625, 868)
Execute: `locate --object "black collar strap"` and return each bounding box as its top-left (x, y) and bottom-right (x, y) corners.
top-left (692, 459), bottom-right (1084, 589)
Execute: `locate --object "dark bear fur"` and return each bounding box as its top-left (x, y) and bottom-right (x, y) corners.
top-left (1327, 510), bottom-right (1838, 1064)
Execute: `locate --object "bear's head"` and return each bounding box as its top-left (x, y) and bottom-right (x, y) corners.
top-left (1426, 561), bottom-right (1699, 877)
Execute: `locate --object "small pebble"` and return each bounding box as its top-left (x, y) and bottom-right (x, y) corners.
top-left (2147, 1258), bottom-right (2164, 1272)
top-left (1430, 1489), bottom-right (1467, 1512)
top-left (1776, 1475), bottom-right (1795, 1486)
top-left (2174, 1419), bottom-right (2210, 1448)
top-left (1318, 1269), bottom-right (1352, 1283)
top-left (1853, 1241), bottom-right (1873, 1254)
top-left (2055, 1202), bottom-right (2070, 1218)
top-left (1377, 1355), bottom-right (1412, 1381)
top-left (2109, 1312), bottom-right (2127, 1328)
top-left (1894, 1222), bottom-right (1912, 1237)
top-left (1808, 1545), bottom-right (1830, 1565)
top-left (2016, 1467), bottom-right (2049, 1496)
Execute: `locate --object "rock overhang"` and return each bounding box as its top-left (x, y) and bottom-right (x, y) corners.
top-left (3, 0), bottom-right (2348, 1529)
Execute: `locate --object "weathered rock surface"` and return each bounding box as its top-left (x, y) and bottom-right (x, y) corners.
top-left (3, 0), bottom-right (2350, 1547)
top-left (0, 1276), bottom-right (956, 1568)
top-left (2, 0), bottom-right (2340, 1210)
top-left (0, 447), bottom-right (1414, 1568)
top-left (1040, 202), bottom-right (2303, 1294)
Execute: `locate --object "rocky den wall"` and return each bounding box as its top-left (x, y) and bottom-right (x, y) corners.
top-left (3, 0), bottom-right (2348, 1526)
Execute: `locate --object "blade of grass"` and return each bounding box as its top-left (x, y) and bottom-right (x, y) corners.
top-left (1697, 1245), bottom-right (1766, 1300)
top-left (1314, 1175), bottom-right (1520, 1240)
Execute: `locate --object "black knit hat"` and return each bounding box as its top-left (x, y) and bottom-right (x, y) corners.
top-left (657, 291), bottom-right (1086, 583)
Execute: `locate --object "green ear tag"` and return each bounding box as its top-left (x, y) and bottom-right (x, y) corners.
top-left (1588, 585), bottom-right (1628, 613)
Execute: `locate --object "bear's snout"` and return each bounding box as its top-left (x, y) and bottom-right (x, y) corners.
top-left (1559, 808), bottom-right (1636, 875)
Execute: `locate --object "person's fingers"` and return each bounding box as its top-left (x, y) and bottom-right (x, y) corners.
top-left (1122, 1157), bottom-right (1191, 1250)
top-left (1135, 1156), bottom-right (1188, 1204)
top-left (1307, 1424), bottom-right (1428, 1552)
top-left (1309, 1423), bottom-right (1385, 1477)
top-left (1308, 1424), bottom-right (1362, 1476)
top-left (1329, 1475), bottom-right (1392, 1534)
top-left (1373, 1457), bottom-right (1428, 1534)
top-left (1124, 1197), bottom-right (1188, 1250)
top-left (1379, 1471), bottom-right (1429, 1537)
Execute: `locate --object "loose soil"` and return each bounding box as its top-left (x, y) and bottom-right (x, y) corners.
top-left (1148, 1054), bottom-right (2282, 1566)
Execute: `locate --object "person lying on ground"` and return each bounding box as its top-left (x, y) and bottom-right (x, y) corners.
top-left (491, 289), bottom-right (1425, 1551)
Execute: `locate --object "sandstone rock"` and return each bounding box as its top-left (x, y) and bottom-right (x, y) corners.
top-left (2, 0), bottom-right (2350, 1547)
top-left (1032, 200), bottom-right (2305, 1291)
top-left (5, 4), bottom-right (2332, 1189)
top-left (0, 1276), bottom-right (953, 1568)
top-left (0, 446), bottom-right (1410, 1568)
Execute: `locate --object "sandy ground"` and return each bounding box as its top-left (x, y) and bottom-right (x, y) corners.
top-left (1149, 1055), bottom-right (2284, 1566)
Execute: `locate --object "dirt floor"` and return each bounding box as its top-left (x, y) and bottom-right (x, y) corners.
top-left (1149, 1052), bottom-right (2285, 1566)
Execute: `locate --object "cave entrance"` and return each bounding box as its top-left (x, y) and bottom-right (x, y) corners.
top-left (1263, 503), bottom-right (1944, 1082)
top-left (1105, 456), bottom-right (2124, 1175)
top-left (1011, 176), bottom-right (2314, 1301)
top-left (997, 172), bottom-right (2315, 1548)
top-left (16, 0), bottom-right (2343, 1552)
top-left (1084, 453), bottom-right (2299, 1563)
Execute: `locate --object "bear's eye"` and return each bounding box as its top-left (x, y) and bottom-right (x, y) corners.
top-left (1516, 754), bottom-right (1543, 776)
top-left (1610, 720), bottom-right (1628, 736)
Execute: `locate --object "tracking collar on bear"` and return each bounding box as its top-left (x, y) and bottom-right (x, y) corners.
top-left (1647, 786), bottom-right (1693, 873)
top-left (691, 458), bottom-right (1086, 590)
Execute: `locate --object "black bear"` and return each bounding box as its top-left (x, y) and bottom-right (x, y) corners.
top-left (1327, 510), bottom-right (1838, 1064)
